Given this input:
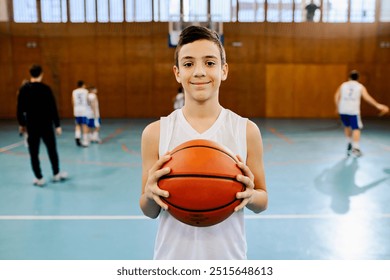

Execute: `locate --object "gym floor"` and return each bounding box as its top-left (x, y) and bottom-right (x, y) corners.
top-left (0, 117), bottom-right (389, 260)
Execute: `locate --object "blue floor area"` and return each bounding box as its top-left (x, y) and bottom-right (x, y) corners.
top-left (0, 118), bottom-right (389, 260)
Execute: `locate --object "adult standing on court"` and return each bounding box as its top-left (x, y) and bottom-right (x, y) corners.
top-left (334, 70), bottom-right (389, 157)
top-left (17, 64), bottom-right (68, 187)
top-left (72, 80), bottom-right (89, 147)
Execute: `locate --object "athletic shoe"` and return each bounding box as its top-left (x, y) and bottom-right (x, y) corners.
top-left (52, 172), bottom-right (68, 182)
top-left (81, 140), bottom-right (89, 147)
top-left (75, 138), bottom-right (81, 146)
top-left (351, 148), bottom-right (362, 158)
top-left (347, 143), bottom-right (352, 156)
top-left (33, 178), bottom-right (46, 187)
top-left (91, 138), bottom-right (102, 144)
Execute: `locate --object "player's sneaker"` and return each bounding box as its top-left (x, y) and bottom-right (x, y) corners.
top-left (351, 148), bottom-right (362, 158)
top-left (52, 172), bottom-right (68, 182)
top-left (347, 143), bottom-right (352, 156)
top-left (33, 178), bottom-right (46, 187)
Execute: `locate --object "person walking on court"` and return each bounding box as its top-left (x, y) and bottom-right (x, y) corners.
top-left (86, 86), bottom-right (102, 143)
top-left (17, 64), bottom-right (68, 187)
top-left (140, 26), bottom-right (268, 259)
top-left (72, 80), bottom-right (89, 147)
top-left (334, 70), bottom-right (389, 157)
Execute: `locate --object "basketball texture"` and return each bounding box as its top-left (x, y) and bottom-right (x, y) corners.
top-left (158, 139), bottom-right (245, 227)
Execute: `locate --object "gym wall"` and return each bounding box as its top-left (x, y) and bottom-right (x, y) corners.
top-left (0, 22), bottom-right (389, 118)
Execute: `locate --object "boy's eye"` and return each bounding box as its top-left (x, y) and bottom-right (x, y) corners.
top-left (206, 61), bottom-right (216, 66)
top-left (183, 62), bottom-right (193, 67)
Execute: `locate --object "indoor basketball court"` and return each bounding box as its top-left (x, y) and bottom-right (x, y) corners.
top-left (0, 0), bottom-right (390, 264)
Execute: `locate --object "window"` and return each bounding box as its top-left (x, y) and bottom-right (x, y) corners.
top-left (110, 0), bottom-right (124, 22)
top-left (267, 0), bottom-right (294, 22)
top-left (183, 0), bottom-right (208, 22)
top-left (153, 0), bottom-right (170, 22)
top-left (380, 0), bottom-right (390, 22)
top-left (350, 0), bottom-right (375, 22)
top-left (13, 0), bottom-right (38, 22)
top-left (41, 0), bottom-right (67, 22)
top-left (126, 0), bottom-right (152, 22)
top-left (10, 0), bottom-right (388, 23)
top-left (97, 0), bottom-right (109, 22)
top-left (322, 0), bottom-right (348, 22)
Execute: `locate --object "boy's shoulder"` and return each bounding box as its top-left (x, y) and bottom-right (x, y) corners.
top-left (142, 119), bottom-right (160, 141)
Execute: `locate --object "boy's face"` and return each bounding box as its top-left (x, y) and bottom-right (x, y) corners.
top-left (173, 39), bottom-right (228, 103)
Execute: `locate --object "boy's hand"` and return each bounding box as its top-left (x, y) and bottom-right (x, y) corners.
top-left (55, 127), bottom-right (62, 135)
top-left (19, 126), bottom-right (26, 135)
top-left (144, 154), bottom-right (171, 210)
top-left (234, 155), bottom-right (255, 212)
top-left (377, 104), bottom-right (389, 116)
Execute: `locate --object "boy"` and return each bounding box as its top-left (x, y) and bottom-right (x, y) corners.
top-left (86, 86), bottom-right (102, 143)
top-left (17, 64), bottom-right (67, 186)
top-left (140, 26), bottom-right (268, 259)
top-left (334, 70), bottom-right (389, 157)
top-left (72, 80), bottom-right (89, 147)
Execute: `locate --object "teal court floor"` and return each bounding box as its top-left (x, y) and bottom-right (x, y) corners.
top-left (0, 117), bottom-right (389, 260)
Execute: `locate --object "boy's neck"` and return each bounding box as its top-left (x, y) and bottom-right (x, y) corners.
top-left (181, 103), bottom-right (223, 134)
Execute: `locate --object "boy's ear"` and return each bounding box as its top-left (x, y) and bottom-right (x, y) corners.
top-left (173, 65), bottom-right (181, 83)
top-left (221, 63), bottom-right (228, 81)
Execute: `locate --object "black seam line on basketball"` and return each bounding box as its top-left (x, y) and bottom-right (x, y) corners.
top-left (162, 197), bottom-right (240, 212)
top-left (170, 145), bottom-right (237, 162)
top-left (161, 174), bottom-right (239, 181)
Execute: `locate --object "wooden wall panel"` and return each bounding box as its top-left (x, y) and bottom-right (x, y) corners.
top-left (0, 22), bottom-right (389, 119)
top-left (266, 64), bottom-right (347, 118)
top-left (265, 64), bottom-right (295, 117)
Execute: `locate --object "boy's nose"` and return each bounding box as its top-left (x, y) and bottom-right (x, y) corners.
top-left (193, 64), bottom-right (206, 77)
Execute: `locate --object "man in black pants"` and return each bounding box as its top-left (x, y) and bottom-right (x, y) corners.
top-left (17, 64), bottom-right (67, 187)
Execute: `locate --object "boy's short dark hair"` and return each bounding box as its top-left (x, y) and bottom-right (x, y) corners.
top-left (29, 64), bottom-right (42, 78)
top-left (77, 80), bottom-right (85, 87)
top-left (174, 25), bottom-right (226, 67)
top-left (349, 70), bottom-right (359, 81)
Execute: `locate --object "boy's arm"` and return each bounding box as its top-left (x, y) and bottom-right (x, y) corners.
top-left (235, 120), bottom-right (268, 214)
top-left (90, 96), bottom-right (98, 118)
top-left (140, 121), bottom-right (171, 219)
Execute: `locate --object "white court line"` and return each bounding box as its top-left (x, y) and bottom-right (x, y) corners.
top-left (0, 214), bottom-right (390, 220)
top-left (0, 141), bottom-right (24, 153)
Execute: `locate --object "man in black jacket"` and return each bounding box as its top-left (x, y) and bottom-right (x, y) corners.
top-left (17, 64), bottom-right (67, 186)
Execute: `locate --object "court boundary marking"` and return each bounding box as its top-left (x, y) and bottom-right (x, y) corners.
top-left (1, 213), bottom-right (389, 220)
top-left (0, 141), bottom-right (24, 153)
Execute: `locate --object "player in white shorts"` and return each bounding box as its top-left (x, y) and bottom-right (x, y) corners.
top-left (334, 70), bottom-right (389, 157)
top-left (72, 80), bottom-right (89, 147)
top-left (86, 86), bottom-right (102, 143)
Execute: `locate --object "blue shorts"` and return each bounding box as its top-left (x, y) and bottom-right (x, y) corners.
top-left (339, 114), bottom-right (362, 130)
top-left (87, 118), bottom-right (101, 128)
top-left (75, 116), bottom-right (87, 125)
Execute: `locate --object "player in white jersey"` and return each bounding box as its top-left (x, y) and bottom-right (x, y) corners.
top-left (334, 70), bottom-right (389, 157)
top-left (140, 26), bottom-right (268, 259)
top-left (86, 86), bottom-right (102, 143)
top-left (72, 80), bottom-right (89, 147)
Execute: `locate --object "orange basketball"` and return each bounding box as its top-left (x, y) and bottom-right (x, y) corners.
top-left (158, 139), bottom-right (245, 227)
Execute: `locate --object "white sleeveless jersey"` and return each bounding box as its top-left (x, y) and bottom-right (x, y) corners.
top-left (72, 88), bottom-right (88, 117)
top-left (155, 108), bottom-right (248, 260)
top-left (338, 80), bottom-right (363, 115)
top-left (85, 93), bottom-right (100, 119)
